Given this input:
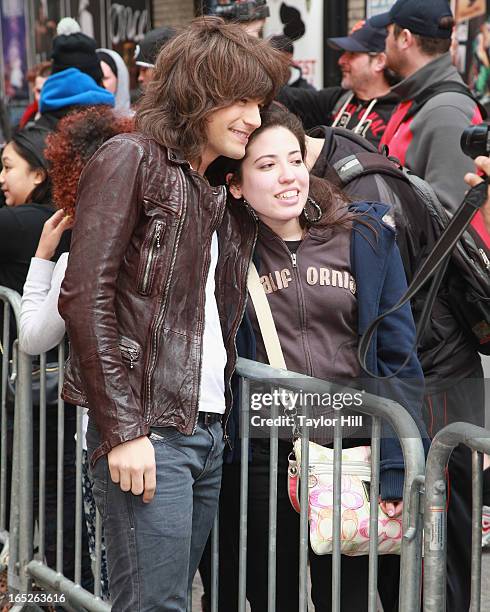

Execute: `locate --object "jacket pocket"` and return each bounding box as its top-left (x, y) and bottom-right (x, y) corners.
top-left (119, 335), bottom-right (141, 369)
top-left (136, 219), bottom-right (166, 295)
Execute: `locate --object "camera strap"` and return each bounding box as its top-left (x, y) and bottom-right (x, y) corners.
top-left (357, 180), bottom-right (489, 379)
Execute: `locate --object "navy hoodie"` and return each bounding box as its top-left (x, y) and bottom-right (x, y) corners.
top-left (229, 202), bottom-right (428, 500)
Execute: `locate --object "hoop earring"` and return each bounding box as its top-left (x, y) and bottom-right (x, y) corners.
top-left (302, 197), bottom-right (322, 223)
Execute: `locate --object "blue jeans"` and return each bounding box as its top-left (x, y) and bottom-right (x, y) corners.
top-left (86, 418), bottom-right (224, 612)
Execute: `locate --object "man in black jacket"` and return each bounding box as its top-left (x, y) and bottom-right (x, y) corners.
top-left (306, 124), bottom-right (483, 611)
top-left (277, 19), bottom-right (399, 148)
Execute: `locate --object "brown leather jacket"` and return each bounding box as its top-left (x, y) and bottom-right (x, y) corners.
top-left (59, 133), bottom-right (257, 464)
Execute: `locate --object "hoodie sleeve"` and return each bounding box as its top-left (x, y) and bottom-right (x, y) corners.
top-left (375, 239), bottom-right (428, 500)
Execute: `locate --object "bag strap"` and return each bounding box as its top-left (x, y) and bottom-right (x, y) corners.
top-left (247, 262), bottom-right (287, 370)
top-left (358, 181), bottom-right (489, 378)
top-left (333, 151), bottom-right (408, 186)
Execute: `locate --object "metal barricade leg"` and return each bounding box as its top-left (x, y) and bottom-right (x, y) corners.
top-left (17, 347), bottom-right (33, 593)
top-left (210, 512), bottom-right (219, 612)
top-left (423, 423), bottom-right (490, 612)
top-left (56, 343), bottom-right (65, 576)
top-left (0, 306), bottom-right (9, 535)
top-left (368, 418), bottom-right (381, 612)
top-left (298, 427), bottom-right (309, 612)
top-left (238, 378), bottom-right (250, 612)
top-left (267, 388), bottom-right (278, 612)
top-left (470, 451), bottom-right (483, 612)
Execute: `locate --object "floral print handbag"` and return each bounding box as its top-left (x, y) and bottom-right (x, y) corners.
top-left (287, 440), bottom-right (403, 556)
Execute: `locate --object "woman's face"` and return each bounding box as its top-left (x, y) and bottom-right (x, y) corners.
top-left (100, 60), bottom-right (117, 94)
top-left (230, 126), bottom-right (309, 230)
top-left (33, 75), bottom-right (47, 102)
top-left (0, 142), bottom-right (43, 206)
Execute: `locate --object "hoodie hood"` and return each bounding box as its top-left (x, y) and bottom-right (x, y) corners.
top-left (97, 48), bottom-right (132, 114)
top-left (39, 68), bottom-right (115, 114)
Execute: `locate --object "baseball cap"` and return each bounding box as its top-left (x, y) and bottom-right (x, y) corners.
top-left (134, 27), bottom-right (176, 68)
top-left (328, 19), bottom-right (387, 53)
top-left (370, 0), bottom-right (453, 40)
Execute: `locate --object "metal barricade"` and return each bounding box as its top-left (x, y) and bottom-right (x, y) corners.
top-left (0, 286), bottom-right (28, 597)
top-left (0, 287), bottom-right (109, 611)
top-left (2, 281), bottom-right (428, 612)
top-left (423, 422), bottom-right (490, 612)
top-left (229, 357), bottom-right (427, 612)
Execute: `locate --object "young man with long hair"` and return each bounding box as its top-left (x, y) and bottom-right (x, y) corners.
top-left (58, 17), bottom-right (287, 611)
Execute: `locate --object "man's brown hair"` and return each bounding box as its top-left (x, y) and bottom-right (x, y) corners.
top-left (393, 18), bottom-right (453, 56)
top-left (136, 16), bottom-right (289, 161)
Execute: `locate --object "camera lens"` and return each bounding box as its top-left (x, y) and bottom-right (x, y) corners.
top-left (460, 124), bottom-right (490, 159)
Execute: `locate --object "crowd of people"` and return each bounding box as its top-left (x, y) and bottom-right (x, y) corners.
top-left (1, 0), bottom-right (490, 611)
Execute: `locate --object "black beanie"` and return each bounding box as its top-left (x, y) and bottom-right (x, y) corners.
top-left (51, 18), bottom-right (103, 85)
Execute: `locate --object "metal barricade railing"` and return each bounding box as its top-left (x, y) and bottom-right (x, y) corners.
top-left (423, 422), bottom-right (490, 612)
top-left (0, 286), bottom-right (28, 596)
top-left (232, 357), bottom-right (427, 612)
top-left (9, 279), bottom-right (489, 611)
top-left (0, 287), bottom-right (109, 611)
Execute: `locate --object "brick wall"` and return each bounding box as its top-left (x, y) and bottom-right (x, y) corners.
top-left (152, 0), bottom-right (195, 27)
top-left (347, 0), bottom-right (366, 31)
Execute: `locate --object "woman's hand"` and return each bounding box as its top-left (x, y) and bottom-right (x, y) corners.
top-left (379, 499), bottom-right (403, 518)
top-left (35, 209), bottom-right (74, 260)
top-left (464, 156), bottom-right (490, 235)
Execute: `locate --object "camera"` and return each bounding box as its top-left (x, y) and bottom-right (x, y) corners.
top-left (207, 0), bottom-right (270, 22)
top-left (460, 124), bottom-right (490, 159)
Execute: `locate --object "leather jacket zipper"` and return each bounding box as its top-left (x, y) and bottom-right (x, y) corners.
top-left (119, 336), bottom-right (141, 369)
top-left (139, 220), bottom-right (164, 295)
top-left (143, 170), bottom-right (187, 423)
top-left (120, 346), bottom-right (139, 369)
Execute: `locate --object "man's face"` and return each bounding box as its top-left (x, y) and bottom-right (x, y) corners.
top-left (384, 24), bottom-right (403, 73)
top-left (138, 66), bottom-right (154, 90)
top-left (338, 51), bottom-right (376, 92)
top-left (202, 99), bottom-right (262, 169)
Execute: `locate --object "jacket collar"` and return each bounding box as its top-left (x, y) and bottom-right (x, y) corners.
top-left (166, 147), bottom-right (191, 168)
top-left (391, 53), bottom-right (458, 101)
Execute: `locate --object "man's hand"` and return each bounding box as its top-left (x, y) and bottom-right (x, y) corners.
top-left (464, 156), bottom-right (490, 234)
top-left (35, 209), bottom-right (74, 260)
top-left (379, 499), bottom-right (403, 518)
top-left (107, 435), bottom-right (156, 503)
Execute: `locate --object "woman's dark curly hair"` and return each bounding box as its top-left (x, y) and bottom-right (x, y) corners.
top-left (45, 106), bottom-right (134, 217)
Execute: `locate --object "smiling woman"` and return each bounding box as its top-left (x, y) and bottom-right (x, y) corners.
top-left (202, 104), bottom-right (427, 612)
top-left (0, 125), bottom-right (65, 297)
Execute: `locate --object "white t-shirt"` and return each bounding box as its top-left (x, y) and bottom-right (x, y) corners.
top-left (198, 231), bottom-right (227, 414)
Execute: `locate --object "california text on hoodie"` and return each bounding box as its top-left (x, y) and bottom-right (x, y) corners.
top-left (380, 53), bottom-right (483, 215)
